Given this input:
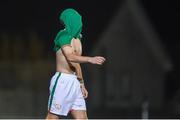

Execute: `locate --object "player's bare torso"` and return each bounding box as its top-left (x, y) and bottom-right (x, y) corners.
top-left (56, 38), bottom-right (82, 74)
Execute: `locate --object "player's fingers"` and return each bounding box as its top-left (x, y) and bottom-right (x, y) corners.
top-left (82, 91), bottom-right (85, 97)
top-left (98, 60), bottom-right (104, 65)
top-left (96, 59), bottom-right (102, 63)
top-left (96, 59), bottom-right (105, 64)
top-left (97, 56), bottom-right (106, 61)
top-left (84, 91), bottom-right (88, 98)
top-left (97, 58), bottom-right (106, 63)
top-left (85, 94), bottom-right (88, 98)
top-left (95, 61), bottom-right (102, 65)
top-left (100, 57), bottom-right (106, 61)
top-left (94, 58), bottom-right (104, 65)
top-left (86, 91), bottom-right (88, 97)
top-left (82, 90), bottom-right (87, 98)
top-left (83, 93), bottom-right (86, 98)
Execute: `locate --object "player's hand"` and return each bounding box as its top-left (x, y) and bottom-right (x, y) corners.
top-left (80, 84), bottom-right (88, 98)
top-left (88, 56), bottom-right (106, 65)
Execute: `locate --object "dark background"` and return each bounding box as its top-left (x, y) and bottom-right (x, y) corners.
top-left (0, 0), bottom-right (180, 119)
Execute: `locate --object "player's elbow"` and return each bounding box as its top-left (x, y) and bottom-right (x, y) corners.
top-left (66, 54), bottom-right (76, 62)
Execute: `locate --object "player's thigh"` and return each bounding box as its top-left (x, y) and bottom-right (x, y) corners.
top-left (71, 110), bottom-right (88, 119)
top-left (46, 112), bottom-right (59, 120)
top-left (46, 111), bottom-right (69, 119)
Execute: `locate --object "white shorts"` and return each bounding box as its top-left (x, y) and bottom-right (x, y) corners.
top-left (48, 72), bottom-right (86, 116)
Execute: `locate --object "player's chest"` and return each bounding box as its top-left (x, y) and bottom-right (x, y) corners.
top-left (71, 38), bottom-right (82, 55)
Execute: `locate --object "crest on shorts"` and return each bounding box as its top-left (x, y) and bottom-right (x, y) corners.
top-left (54, 103), bottom-right (61, 110)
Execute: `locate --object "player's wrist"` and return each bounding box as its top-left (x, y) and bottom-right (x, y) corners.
top-left (87, 57), bottom-right (92, 63)
top-left (77, 76), bottom-right (84, 84)
top-left (79, 80), bottom-right (84, 85)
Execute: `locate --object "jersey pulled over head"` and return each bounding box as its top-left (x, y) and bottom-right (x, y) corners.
top-left (60, 8), bottom-right (82, 38)
top-left (54, 8), bottom-right (83, 52)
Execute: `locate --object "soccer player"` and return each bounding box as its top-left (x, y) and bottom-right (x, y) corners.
top-left (46, 8), bottom-right (106, 119)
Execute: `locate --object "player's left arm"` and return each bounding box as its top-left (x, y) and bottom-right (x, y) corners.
top-left (70, 38), bottom-right (88, 98)
top-left (70, 61), bottom-right (88, 98)
top-left (76, 63), bottom-right (88, 98)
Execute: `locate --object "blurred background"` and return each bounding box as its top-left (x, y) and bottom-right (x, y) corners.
top-left (0, 0), bottom-right (180, 119)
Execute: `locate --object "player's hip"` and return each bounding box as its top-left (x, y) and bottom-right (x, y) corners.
top-left (49, 72), bottom-right (80, 92)
top-left (56, 62), bottom-right (76, 74)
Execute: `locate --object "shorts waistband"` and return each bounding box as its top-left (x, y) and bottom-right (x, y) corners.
top-left (55, 72), bottom-right (77, 78)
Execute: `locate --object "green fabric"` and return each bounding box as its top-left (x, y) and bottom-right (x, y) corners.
top-left (54, 8), bottom-right (83, 52)
top-left (48, 73), bottom-right (61, 110)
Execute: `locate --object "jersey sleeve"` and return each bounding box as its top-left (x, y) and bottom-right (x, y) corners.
top-left (54, 31), bottom-right (73, 52)
top-left (58, 34), bottom-right (72, 47)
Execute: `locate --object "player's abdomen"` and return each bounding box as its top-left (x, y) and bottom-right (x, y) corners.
top-left (56, 50), bottom-right (76, 74)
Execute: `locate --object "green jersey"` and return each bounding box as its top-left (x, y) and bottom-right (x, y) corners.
top-left (54, 8), bottom-right (83, 52)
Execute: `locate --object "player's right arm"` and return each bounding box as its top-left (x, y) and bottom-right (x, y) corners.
top-left (61, 45), bottom-right (106, 65)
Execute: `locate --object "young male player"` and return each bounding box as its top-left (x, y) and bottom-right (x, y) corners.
top-left (46, 8), bottom-right (106, 119)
